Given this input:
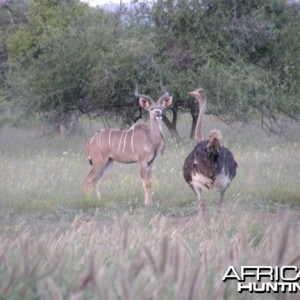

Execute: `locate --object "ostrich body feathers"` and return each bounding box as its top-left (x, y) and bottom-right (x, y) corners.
top-left (183, 131), bottom-right (237, 193)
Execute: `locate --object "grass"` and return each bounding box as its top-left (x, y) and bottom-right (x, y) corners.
top-left (1, 210), bottom-right (300, 299)
top-left (0, 116), bottom-right (300, 298)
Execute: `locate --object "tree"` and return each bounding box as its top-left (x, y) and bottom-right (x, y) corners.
top-left (0, 0), bottom-right (30, 125)
top-left (3, 0), bottom-right (300, 139)
top-left (147, 0), bottom-right (300, 136)
top-left (6, 0), bottom-right (173, 138)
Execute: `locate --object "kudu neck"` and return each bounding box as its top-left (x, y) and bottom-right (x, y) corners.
top-left (149, 117), bottom-right (163, 145)
top-left (194, 96), bottom-right (207, 144)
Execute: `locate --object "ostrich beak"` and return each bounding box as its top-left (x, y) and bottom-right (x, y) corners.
top-left (188, 91), bottom-right (196, 97)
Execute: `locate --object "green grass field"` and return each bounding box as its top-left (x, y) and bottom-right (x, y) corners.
top-left (0, 116), bottom-right (300, 299)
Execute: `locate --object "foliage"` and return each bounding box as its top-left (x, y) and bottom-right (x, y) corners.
top-left (149, 0), bottom-right (300, 132)
top-left (0, 0), bottom-right (300, 136)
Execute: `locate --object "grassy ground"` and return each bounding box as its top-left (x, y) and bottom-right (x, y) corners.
top-left (0, 116), bottom-right (300, 299)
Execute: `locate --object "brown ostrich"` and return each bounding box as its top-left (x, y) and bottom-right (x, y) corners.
top-left (183, 88), bottom-right (237, 213)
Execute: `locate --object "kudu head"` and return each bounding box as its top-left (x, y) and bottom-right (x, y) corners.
top-left (135, 84), bottom-right (173, 121)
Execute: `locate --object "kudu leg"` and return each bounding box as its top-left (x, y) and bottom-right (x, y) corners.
top-left (85, 167), bottom-right (95, 196)
top-left (85, 159), bottom-right (113, 200)
top-left (140, 161), bottom-right (152, 206)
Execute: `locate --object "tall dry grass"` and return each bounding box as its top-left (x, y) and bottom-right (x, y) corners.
top-left (1, 210), bottom-right (300, 299)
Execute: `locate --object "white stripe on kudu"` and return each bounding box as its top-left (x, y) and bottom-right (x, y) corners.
top-left (118, 131), bottom-right (124, 152)
top-left (131, 127), bottom-right (135, 153)
top-left (123, 130), bottom-right (129, 152)
top-left (97, 130), bottom-right (103, 161)
top-left (108, 129), bottom-right (113, 149)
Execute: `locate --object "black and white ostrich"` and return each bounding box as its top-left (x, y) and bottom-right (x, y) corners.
top-left (183, 88), bottom-right (237, 213)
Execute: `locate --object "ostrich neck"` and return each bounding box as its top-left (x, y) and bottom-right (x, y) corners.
top-left (194, 97), bottom-right (206, 144)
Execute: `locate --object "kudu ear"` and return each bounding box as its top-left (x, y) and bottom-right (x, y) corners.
top-left (135, 84), bottom-right (153, 109)
top-left (139, 97), bottom-right (151, 109)
top-left (161, 96), bottom-right (173, 108)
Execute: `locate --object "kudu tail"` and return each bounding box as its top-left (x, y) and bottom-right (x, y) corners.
top-left (86, 140), bottom-right (93, 165)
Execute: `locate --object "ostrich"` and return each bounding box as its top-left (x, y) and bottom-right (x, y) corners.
top-left (183, 88), bottom-right (237, 213)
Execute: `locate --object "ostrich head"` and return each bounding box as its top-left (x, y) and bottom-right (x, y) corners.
top-left (188, 88), bottom-right (206, 105)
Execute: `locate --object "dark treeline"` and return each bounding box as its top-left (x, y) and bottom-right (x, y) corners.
top-left (0, 0), bottom-right (300, 139)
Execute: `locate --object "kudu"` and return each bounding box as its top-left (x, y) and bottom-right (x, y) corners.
top-left (85, 85), bottom-right (173, 205)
